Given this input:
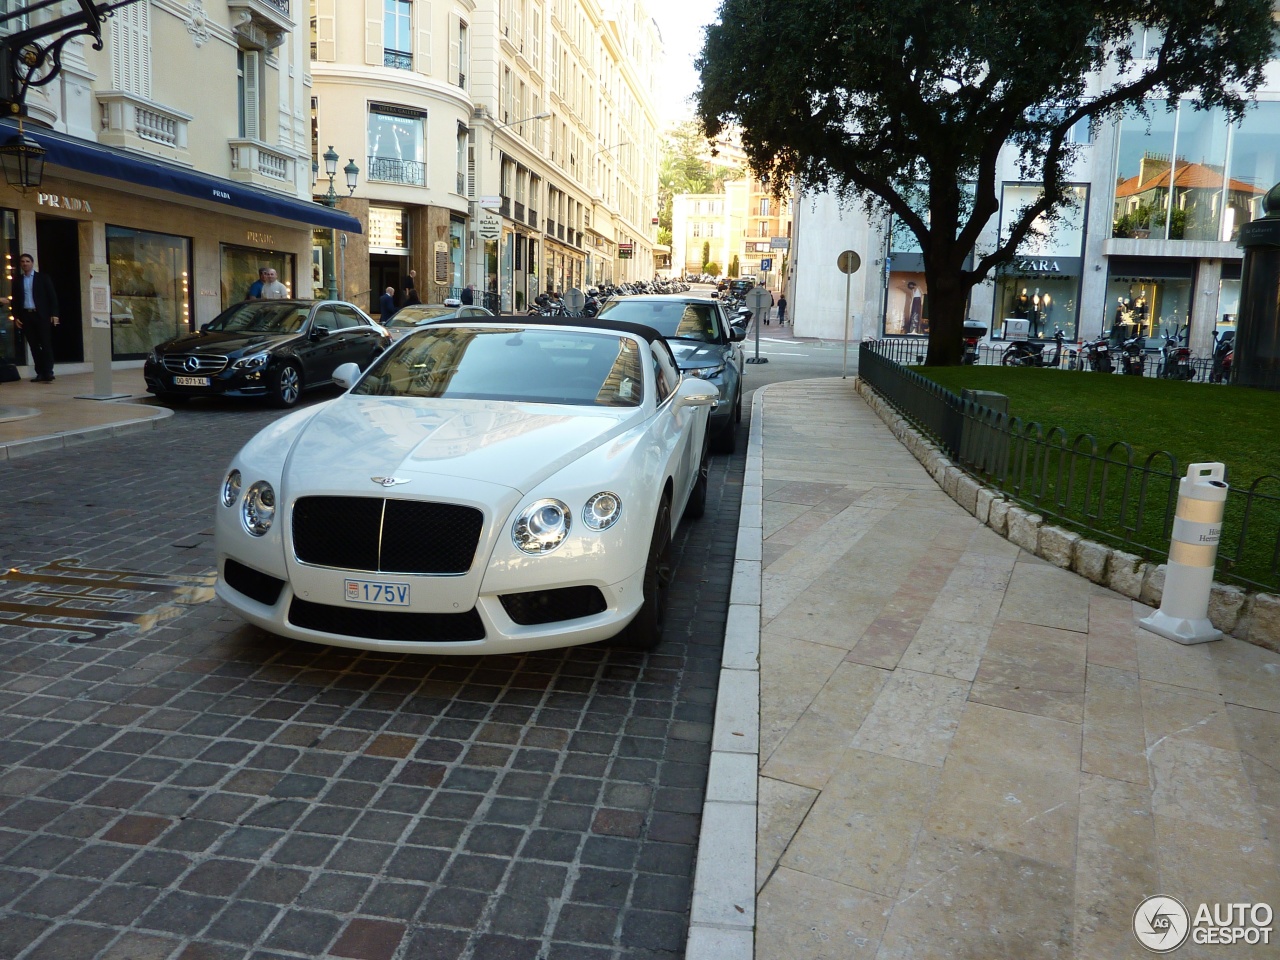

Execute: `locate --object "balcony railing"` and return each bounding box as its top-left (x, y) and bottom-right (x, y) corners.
top-left (261, 0), bottom-right (288, 13)
top-left (457, 171), bottom-right (466, 194)
top-left (229, 140), bottom-right (293, 183)
top-left (384, 49), bottom-right (413, 70)
top-left (514, 201), bottom-right (525, 221)
top-left (500, 196), bottom-right (511, 218)
top-left (527, 208), bottom-right (537, 228)
top-left (97, 92), bottom-right (191, 154)
top-left (367, 156), bottom-right (426, 186)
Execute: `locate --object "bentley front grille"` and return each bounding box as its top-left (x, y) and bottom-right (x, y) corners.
top-left (162, 354), bottom-right (229, 374)
top-left (292, 496), bottom-right (483, 575)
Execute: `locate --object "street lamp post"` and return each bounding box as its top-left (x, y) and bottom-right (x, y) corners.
top-left (315, 145), bottom-right (359, 301)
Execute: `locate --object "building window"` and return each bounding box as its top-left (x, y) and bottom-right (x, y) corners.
top-left (457, 20), bottom-right (469, 88)
top-left (759, 198), bottom-right (769, 216)
top-left (107, 226), bottom-right (192, 360)
top-left (692, 222), bottom-right (701, 238)
top-left (384, 0), bottom-right (412, 70)
top-left (111, 0), bottom-right (151, 99)
top-left (237, 50), bottom-right (263, 140)
top-left (368, 106), bottom-right (426, 185)
top-left (758, 221), bottom-right (768, 237)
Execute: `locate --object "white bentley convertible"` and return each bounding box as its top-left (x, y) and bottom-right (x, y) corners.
top-left (214, 318), bottom-right (716, 654)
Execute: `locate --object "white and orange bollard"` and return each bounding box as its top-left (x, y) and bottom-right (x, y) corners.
top-left (1140, 463), bottom-right (1228, 644)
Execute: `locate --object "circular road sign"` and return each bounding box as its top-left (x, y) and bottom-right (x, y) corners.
top-left (563, 287), bottom-right (586, 315)
top-left (745, 286), bottom-right (773, 318)
top-left (837, 250), bottom-right (862, 275)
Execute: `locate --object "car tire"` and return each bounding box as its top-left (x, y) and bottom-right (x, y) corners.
top-left (734, 387), bottom-right (743, 423)
top-left (620, 497), bottom-right (672, 651)
top-left (269, 362), bottom-right (302, 408)
top-left (684, 433), bottom-right (710, 521)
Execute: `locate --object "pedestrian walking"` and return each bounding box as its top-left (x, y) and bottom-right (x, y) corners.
top-left (379, 286), bottom-right (397, 319)
top-left (11, 253), bottom-right (60, 383)
top-left (777, 294), bottom-right (788, 326)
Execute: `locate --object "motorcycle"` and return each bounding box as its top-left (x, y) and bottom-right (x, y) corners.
top-left (1210, 329), bottom-right (1234, 384)
top-left (1000, 328), bottom-right (1065, 367)
top-left (1081, 335), bottom-right (1113, 373)
top-left (1156, 326), bottom-right (1196, 380)
top-left (1119, 334), bottom-right (1146, 376)
top-left (962, 319), bottom-right (987, 365)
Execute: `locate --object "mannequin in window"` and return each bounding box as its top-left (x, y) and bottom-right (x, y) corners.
top-left (903, 281), bottom-right (924, 334)
top-left (1012, 287), bottom-right (1031, 319)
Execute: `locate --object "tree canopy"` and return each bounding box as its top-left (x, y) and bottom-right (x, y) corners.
top-left (696, 0), bottom-right (1278, 363)
top-left (657, 120), bottom-right (740, 234)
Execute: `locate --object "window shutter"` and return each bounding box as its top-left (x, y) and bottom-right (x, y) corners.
top-left (416, 0), bottom-right (433, 75)
top-left (513, 0), bottom-right (523, 51)
top-left (365, 0), bottom-right (382, 66)
top-left (316, 0), bottom-right (336, 61)
top-left (467, 130), bottom-right (476, 197)
top-left (448, 15), bottom-right (460, 86)
top-left (243, 50), bottom-right (260, 140)
top-left (111, 2), bottom-right (151, 98)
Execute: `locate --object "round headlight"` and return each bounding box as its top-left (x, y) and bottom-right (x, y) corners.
top-left (512, 498), bottom-right (571, 555)
top-left (242, 481), bottom-right (276, 537)
top-left (222, 469), bottom-right (242, 508)
top-left (583, 491), bottom-right (622, 531)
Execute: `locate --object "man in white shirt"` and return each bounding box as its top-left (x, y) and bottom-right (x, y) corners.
top-left (260, 269), bottom-right (289, 299)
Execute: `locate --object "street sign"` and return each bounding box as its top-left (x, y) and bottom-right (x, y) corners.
top-left (770, 237), bottom-right (790, 249)
top-left (618, 243), bottom-right (634, 260)
top-left (478, 196), bottom-right (502, 209)
top-left (477, 215), bottom-right (502, 241)
top-left (760, 257), bottom-right (773, 271)
top-left (564, 287), bottom-right (586, 315)
top-left (837, 249), bottom-right (862, 274)
top-left (745, 286), bottom-right (773, 365)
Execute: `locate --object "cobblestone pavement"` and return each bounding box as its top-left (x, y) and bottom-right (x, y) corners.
top-left (0, 397), bottom-right (744, 960)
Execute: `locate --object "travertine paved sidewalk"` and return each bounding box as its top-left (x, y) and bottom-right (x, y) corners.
top-left (755, 378), bottom-right (1280, 959)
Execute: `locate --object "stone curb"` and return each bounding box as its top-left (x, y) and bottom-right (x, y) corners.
top-left (853, 378), bottom-right (1280, 653)
top-left (685, 388), bottom-right (765, 960)
top-left (0, 406), bottom-right (174, 461)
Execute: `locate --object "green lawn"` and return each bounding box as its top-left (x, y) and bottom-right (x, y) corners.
top-left (911, 366), bottom-right (1280, 588)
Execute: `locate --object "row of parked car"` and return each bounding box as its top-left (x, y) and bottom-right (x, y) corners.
top-left (184, 290), bottom-right (747, 657)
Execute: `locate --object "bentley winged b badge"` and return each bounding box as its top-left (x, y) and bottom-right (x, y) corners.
top-left (371, 477), bottom-right (410, 487)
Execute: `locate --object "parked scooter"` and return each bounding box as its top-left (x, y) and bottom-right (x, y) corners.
top-left (1000, 328), bottom-right (1066, 367)
top-left (1081, 335), bottom-right (1114, 373)
top-left (962, 319), bottom-right (987, 365)
top-left (1156, 326), bottom-right (1196, 380)
top-left (1210, 329), bottom-right (1234, 383)
top-left (1119, 334), bottom-right (1147, 375)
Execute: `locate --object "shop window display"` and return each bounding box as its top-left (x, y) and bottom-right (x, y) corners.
top-left (994, 276), bottom-right (1079, 340)
top-left (885, 273), bottom-right (928, 336)
top-left (1104, 275), bottom-right (1192, 343)
top-left (220, 245), bottom-right (295, 310)
top-left (0, 210), bottom-right (20, 366)
top-left (107, 226), bottom-right (192, 360)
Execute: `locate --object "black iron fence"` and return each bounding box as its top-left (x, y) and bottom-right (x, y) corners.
top-left (874, 335), bottom-right (1227, 381)
top-left (859, 341), bottom-right (1280, 591)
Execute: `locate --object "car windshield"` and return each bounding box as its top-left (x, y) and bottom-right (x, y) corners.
top-left (207, 302), bottom-right (310, 334)
top-left (596, 301), bottom-right (722, 342)
top-left (352, 326), bottom-right (645, 407)
top-left (385, 306), bottom-right (459, 328)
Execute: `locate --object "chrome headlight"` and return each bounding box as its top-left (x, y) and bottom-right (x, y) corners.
top-left (583, 492), bottom-right (622, 531)
top-left (512, 499), bottom-right (571, 555)
top-left (221, 469), bottom-right (242, 507)
top-left (241, 481), bottom-right (276, 536)
top-left (693, 363), bottom-right (726, 380)
top-left (233, 351), bottom-right (271, 370)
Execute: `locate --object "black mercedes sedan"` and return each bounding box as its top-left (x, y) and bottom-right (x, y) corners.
top-left (144, 300), bottom-right (391, 407)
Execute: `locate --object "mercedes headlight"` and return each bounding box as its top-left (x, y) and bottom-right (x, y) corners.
top-left (233, 351), bottom-right (271, 370)
top-left (242, 481), bottom-right (276, 536)
top-left (512, 499), bottom-right (571, 555)
top-left (221, 469), bottom-right (242, 507)
top-left (583, 492), bottom-right (622, 531)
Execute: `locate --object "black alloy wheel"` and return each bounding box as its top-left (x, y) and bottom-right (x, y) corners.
top-left (1000, 347), bottom-right (1024, 366)
top-left (619, 497), bottom-right (672, 650)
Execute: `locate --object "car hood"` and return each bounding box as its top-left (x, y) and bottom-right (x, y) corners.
top-left (156, 330), bottom-right (296, 356)
top-left (668, 340), bottom-right (727, 370)
top-left (281, 395), bottom-right (641, 495)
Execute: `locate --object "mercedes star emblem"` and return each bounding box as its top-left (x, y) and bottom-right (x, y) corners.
top-left (371, 477), bottom-right (410, 487)
top-left (184, 356), bottom-right (201, 372)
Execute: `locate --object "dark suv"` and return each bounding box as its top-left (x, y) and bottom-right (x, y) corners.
top-left (596, 295), bottom-right (746, 453)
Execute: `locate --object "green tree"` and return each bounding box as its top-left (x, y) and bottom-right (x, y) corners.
top-left (705, 261), bottom-right (722, 276)
top-left (697, 1), bottom-right (1276, 364)
top-left (729, 255), bottom-right (740, 278)
top-left (658, 120), bottom-right (740, 233)
top-left (701, 241), bottom-right (711, 270)
top-left (658, 226), bottom-right (673, 247)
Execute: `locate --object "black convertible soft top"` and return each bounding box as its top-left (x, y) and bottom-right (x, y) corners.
top-left (431, 315), bottom-right (679, 366)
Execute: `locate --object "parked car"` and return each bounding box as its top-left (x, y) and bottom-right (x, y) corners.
top-left (214, 317), bottom-right (717, 655)
top-left (144, 300), bottom-right (391, 408)
top-left (382, 300), bottom-right (494, 341)
top-left (596, 295), bottom-right (746, 452)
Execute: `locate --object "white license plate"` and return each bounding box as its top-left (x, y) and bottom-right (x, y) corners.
top-left (343, 578), bottom-right (411, 606)
top-left (172, 375), bottom-right (210, 386)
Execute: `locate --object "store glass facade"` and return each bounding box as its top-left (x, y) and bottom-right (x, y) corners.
top-left (0, 210), bottom-right (20, 365)
top-left (1105, 262), bottom-right (1194, 342)
top-left (992, 184), bottom-right (1087, 340)
top-left (107, 226), bottom-right (192, 359)
top-left (220, 245), bottom-right (295, 309)
top-left (1112, 100), bottom-right (1280, 241)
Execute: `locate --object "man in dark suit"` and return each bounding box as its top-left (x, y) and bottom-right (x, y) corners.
top-left (378, 286), bottom-right (397, 320)
top-left (12, 253), bottom-right (59, 383)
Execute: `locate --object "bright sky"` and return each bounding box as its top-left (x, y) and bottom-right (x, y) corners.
top-left (645, 0), bottom-right (723, 127)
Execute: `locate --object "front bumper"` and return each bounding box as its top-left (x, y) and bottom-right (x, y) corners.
top-left (144, 357), bottom-right (272, 398)
top-left (216, 556), bottom-right (647, 655)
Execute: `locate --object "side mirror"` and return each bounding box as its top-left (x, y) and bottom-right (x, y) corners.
top-left (729, 325), bottom-right (747, 342)
top-left (675, 376), bottom-right (717, 408)
top-left (333, 362), bottom-right (362, 390)
top-left (199, 323), bottom-right (211, 333)
top-left (311, 325), bottom-right (330, 339)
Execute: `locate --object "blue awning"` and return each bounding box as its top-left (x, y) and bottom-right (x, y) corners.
top-left (0, 121), bottom-right (362, 234)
